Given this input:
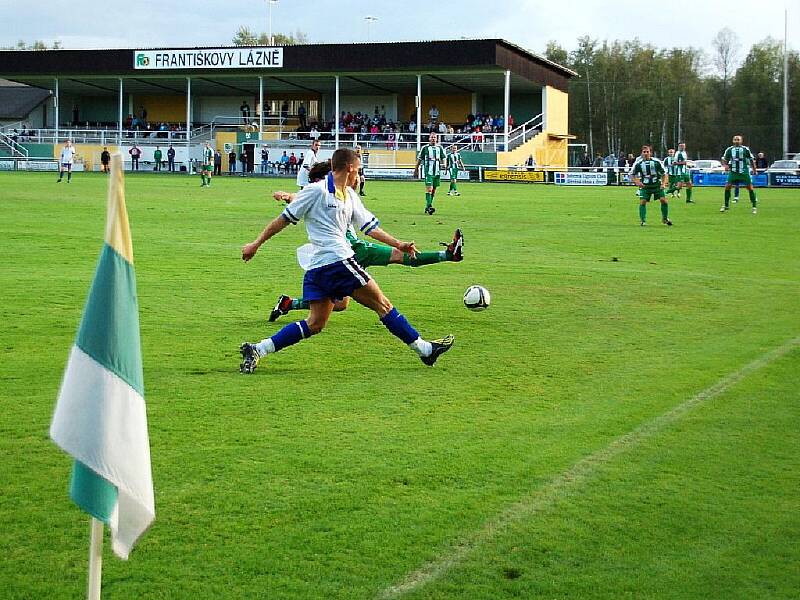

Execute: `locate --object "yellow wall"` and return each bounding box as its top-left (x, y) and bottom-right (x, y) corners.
top-left (366, 149), bottom-right (416, 168)
top-left (215, 132), bottom-right (237, 170)
top-left (399, 94), bottom-right (471, 125)
top-left (543, 86), bottom-right (569, 136)
top-left (132, 96), bottom-right (186, 122)
top-left (54, 143), bottom-right (118, 171)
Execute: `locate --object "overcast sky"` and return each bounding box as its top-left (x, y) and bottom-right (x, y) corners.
top-left (2, 0), bottom-right (796, 62)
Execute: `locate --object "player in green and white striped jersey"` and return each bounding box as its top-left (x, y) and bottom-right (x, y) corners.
top-left (720, 135), bottom-right (758, 214)
top-left (631, 145), bottom-right (672, 226)
top-left (415, 132), bottom-right (447, 215)
top-left (674, 142), bottom-right (694, 203)
top-left (446, 145), bottom-right (465, 196)
top-left (200, 142), bottom-right (214, 187)
top-left (662, 148), bottom-right (680, 198)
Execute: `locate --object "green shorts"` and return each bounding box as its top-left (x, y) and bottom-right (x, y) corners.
top-left (668, 175), bottom-right (679, 186)
top-left (201, 164), bottom-right (212, 172)
top-left (638, 186), bottom-right (665, 201)
top-left (676, 173), bottom-right (691, 184)
top-left (351, 239), bottom-right (392, 268)
top-left (424, 174), bottom-right (441, 188)
top-left (450, 168), bottom-right (459, 179)
top-left (727, 172), bottom-right (752, 186)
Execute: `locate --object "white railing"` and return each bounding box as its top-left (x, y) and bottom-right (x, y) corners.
top-left (0, 131), bottom-right (28, 158)
top-left (13, 128), bottom-right (189, 145)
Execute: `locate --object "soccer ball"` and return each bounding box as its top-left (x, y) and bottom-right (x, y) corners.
top-left (463, 285), bottom-right (491, 311)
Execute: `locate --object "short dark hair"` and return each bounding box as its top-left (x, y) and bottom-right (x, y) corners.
top-left (309, 160), bottom-right (332, 183)
top-left (641, 144), bottom-right (652, 151)
top-left (331, 147), bottom-right (358, 171)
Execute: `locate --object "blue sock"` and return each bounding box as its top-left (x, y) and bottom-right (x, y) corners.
top-left (271, 320), bottom-right (312, 352)
top-left (380, 308), bottom-right (419, 344)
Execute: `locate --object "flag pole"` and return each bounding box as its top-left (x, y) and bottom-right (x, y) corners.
top-left (87, 517), bottom-right (104, 600)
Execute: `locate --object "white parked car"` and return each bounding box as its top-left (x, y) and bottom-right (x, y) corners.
top-left (766, 159), bottom-right (800, 175)
top-left (691, 159), bottom-right (725, 173)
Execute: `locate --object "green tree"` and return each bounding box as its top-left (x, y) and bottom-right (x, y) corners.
top-left (232, 26), bottom-right (308, 46)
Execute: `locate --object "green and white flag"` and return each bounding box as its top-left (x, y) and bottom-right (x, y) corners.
top-left (50, 154), bottom-right (154, 560)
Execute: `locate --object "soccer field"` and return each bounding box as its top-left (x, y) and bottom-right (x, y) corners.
top-left (1, 172), bottom-right (799, 599)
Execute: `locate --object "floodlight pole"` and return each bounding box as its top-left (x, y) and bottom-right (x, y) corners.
top-left (54, 77), bottom-right (59, 144)
top-left (259, 76), bottom-right (264, 139)
top-left (334, 75), bottom-right (340, 148)
top-left (186, 77), bottom-right (192, 174)
top-left (118, 78), bottom-right (124, 144)
top-left (503, 70), bottom-right (511, 151)
top-left (416, 74), bottom-right (422, 152)
top-left (677, 95), bottom-right (682, 144)
top-left (783, 9), bottom-right (789, 158)
top-left (268, 0), bottom-right (278, 46)
top-left (365, 16), bottom-right (378, 42)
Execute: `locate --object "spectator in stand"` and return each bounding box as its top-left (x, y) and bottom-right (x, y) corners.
top-left (592, 153), bottom-right (604, 172)
top-left (100, 147), bottom-right (111, 174)
top-left (139, 106), bottom-right (147, 124)
top-left (129, 144), bottom-right (142, 170)
top-left (281, 100), bottom-right (289, 124)
top-left (228, 149), bottom-right (237, 175)
top-left (214, 149), bottom-right (222, 176)
top-left (239, 149), bottom-right (248, 176)
top-left (309, 125), bottom-right (320, 142)
top-left (261, 145), bottom-right (269, 174)
top-left (755, 152), bottom-right (768, 172)
top-left (298, 102), bottom-right (307, 129)
top-left (471, 127), bottom-right (484, 151)
top-left (525, 154), bottom-right (536, 168)
top-left (167, 144), bottom-right (176, 172)
top-left (240, 100), bottom-right (251, 120)
top-left (289, 152), bottom-right (298, 174)
top-left (280, 151), bottom-right (289, 173)
top-left (153, 146), bottom-right (163, 171)
top-left (508, 114), bottom-right (514, 129)
top-left (438, 121), bottom-right (447, 135)
top-left (370, 123), bottom-right (379, 141)
top-left (428, 104), bottom-right (440, 123)
top-left (626, 153), bottom-right (636, 170)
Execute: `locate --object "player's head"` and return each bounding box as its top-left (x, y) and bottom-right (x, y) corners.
top-left (641, 145), bottom-right (652, 159)
top-left (205, 142), bottom-right (211, 148)
top-left (311, 139), bottom-right (320, 152)
top-left (450, 145), bottom-right (457, 153)
top-left (678, 142), bottom-right (686, 151)
top-left (354, 145), bottom-right (362, 156)
top-left (308, 159), bottom-right (332, 183)
top-left (64, 140), bottom-right (71, 147)
top-left (331, 147), bottom-right (360, 186)
top-left (667, 148), bottom-right (675, 156)
top-left (429, 132), bottom-right (438, 145)
top-left (732, 135), bottom-right (743, 146)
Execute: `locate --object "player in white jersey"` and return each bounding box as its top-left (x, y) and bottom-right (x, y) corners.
top-left (239, 147), bottom-right (454, 373)
top-left (296, 139), bottom-right (320, 189)
top-left (56, 141), bottom-right (76, 183)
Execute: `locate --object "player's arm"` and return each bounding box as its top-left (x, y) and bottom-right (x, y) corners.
top-left (657, 161), bottom-right (668, 188)
top-left (631, 164), bottom-right (643, 187)
top-left (721, 148), bottom-right (731, 171)
top-left (414, 148), bottom-right (424, 177)
top-left (242, 216), bottom-right (291, 261)
top-left (367, 227), bottom-right (417, 258)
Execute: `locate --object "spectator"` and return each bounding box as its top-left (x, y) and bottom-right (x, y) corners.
top-left (592, 153), bottom-right (604, 172)
top-left (129, 144), bottom-right (141, 170)
top-left (580, 152), bottom-right (591, 168)
top-left (438, 121), bottom-right (447, 135)
top-left (386, 129), bottom-right (397, 150)
top-left (298, 102), bottom-right (307, 129)
top-left (139, 106), bottom-right (147, 123)
top-left (228, 149), bottom-right (237, 175)
top-left (471, 127), bottom-right (484, 151)
top-left (167, 144), bottom-right (176, 172)
top-left (288, 152), bottom-right (298, 174)
top-left (153, 146), bottom-right (163, 171)
top-left (755, 152), bottom-right (768, 172)
top-left (100, 147), bottom-right (111, 174)
top-left (428, 104), bottom-right (440, 123)
top-left (508, 114), bottom-right (514, 129)
top-left (239, 150), bottom-right (248, 176)
top-left (525, 154), bottom-right (536, 168)
top-left (240, 100), bottom-right (251, 120)
top-left (260, 145), bottom-right (269, 174)
top-left (214, 150), bottom-right (222, 176)
top-left (281, 100), bottom-right (289, 124)
top-left (626, 153), bottom-right (636, 169)
top-left (280, 151), bottom-right (289, 173)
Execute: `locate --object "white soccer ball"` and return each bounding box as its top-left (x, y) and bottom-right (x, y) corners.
top-left (463, 285), bottom-right (491, 311)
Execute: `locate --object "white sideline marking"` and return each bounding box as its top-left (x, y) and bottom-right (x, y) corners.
top-left (378, 336), bottom-right (800, 599)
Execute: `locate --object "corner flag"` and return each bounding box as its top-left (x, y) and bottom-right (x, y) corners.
top-left (50, 153), bottom-right (154, 560)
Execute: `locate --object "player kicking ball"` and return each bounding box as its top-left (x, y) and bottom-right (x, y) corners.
top-left (56, 140), bottom-right (76, 183)
top-left (632, 145), bottom-right (672, 226)
top-left (268, 161), bottom-right (464, 321)
top-left (239, 148), bottom-right (454, 373)
top-left (415, 132), bottom-right (446, 214)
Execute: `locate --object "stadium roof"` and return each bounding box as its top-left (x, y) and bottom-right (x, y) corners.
top-left (0, 39), bottom-right (575, 97)
top-left (0, 81), bottom-right (51, 119)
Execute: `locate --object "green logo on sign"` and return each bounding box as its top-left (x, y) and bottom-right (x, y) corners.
top-left (136, 54), bottom-right (150, 67)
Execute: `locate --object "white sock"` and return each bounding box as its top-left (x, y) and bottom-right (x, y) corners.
top-left (255, 339), bottom-right (275, 356)
top-left (408, 337), bottom-right (432, 357)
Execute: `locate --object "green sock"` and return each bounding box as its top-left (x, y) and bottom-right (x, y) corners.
top-left (660, 202), bottom-right (669, 220)
top-left (425, 192), bottom-right (432, 208)
top-left (452, 182), bottom-right (458, 192)
top-left (639, 204), bottom-right (647, 223)
top-left (749, 189), bottom-right (757, 206)
top-left (686, 188), bottom-right (692, 201)
top-left (724, 189), bottom-right (731, 207)
top-left (291, 298), bottom-right (310, 310)
top-left (403, 250), bottom-right (446, 266)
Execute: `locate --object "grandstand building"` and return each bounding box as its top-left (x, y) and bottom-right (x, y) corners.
top-left (0, 39), bottom-right (574, 173)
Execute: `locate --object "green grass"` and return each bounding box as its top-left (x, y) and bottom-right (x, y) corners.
top-left (1, 172), bottom-right (798, 599)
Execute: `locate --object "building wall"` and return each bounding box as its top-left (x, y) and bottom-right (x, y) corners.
top-left (134, 95), bottom-right (187, 123)
top-left (543, 85), bottom-right (568, 134)
top-left (399, 93), bottom-right (471, 125)
top-left (339, 95), bottom-right (396, 121)
top-left (479, 92), bottom-right (542, 124)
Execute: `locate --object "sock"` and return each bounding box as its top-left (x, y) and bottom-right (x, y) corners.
top-left (660, 202), bottom-right (669, 220)
top-left (686, 188), bottom-right (693, 201)
top-left (58, 171), bottom-right (62, 181)
top-left (734, 187), bottom-right (740, 199)
top-left (359, 181), bottom-right (364, 194)
top-left (263, 319), bottom-right (312, 353)
top-left (449, 180), bottom-right (456, 191)
top-left (749, 189), bottom-right (757, 206)
top-left (403, 250), bottom-right (446, 266)
top-left (408, 337), bottom-right (433, 357)
top-left (639, 204), bottom-right (647, 222)
top-left (452, 182), bottom-right (458, 192)
top-left (724, 189), bottom-right (731, 207)
top-left (425, 192), bottom-right (432, 208)
top-left (291, 298), bottom-right (310, 310)
top-left (380, 307), bottom-right (420, 345)
top-left (255, 338), bottom-right (275, 356)
top-left (67, 171), bottom-right (72, 182)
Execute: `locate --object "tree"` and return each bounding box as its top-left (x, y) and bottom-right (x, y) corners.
top-left (544, 41), bottom-right (568, 66)
top-left (2, 40), bottom-right (61, 50)
top-left (232, 27), bottom-right (308, 46)
top-left (710, 27), bottom-right (740, 134)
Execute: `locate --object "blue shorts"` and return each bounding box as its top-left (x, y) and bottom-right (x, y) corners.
top-left (61, 163), bottom-right (73, 169)
top-left (303, 257), bottom-right (371, 302)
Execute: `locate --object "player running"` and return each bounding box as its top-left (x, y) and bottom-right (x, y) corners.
top-left (446, 145), bottom-right (465, 196)
top-left (720, 135), bottom-right (758, 214)
top-left (56, 140), bottom-right (76, 183)
top-left (268, 161), bottom-right (464, 321)
top-left (296, 139), bottom-right (320, 189)
top-left (200, 142), bottom-right (214, 187)
top-left (239, 147), bottom-right (454, 373)
top-left (674, 142), bottom-right (694, 203)
top-left (631, 145), bottom-right (672, 226)
top-left (415, 132), bottom-right (447, 214)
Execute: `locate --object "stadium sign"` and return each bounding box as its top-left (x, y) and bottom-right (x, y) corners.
top-left (363, 168), bottom-right (415, 180)
top-left (692, 172), bottom-right (768, 187)
top-left (484, 169), bottom-right (544, 183)
top-left (554, 172), bottom-right (607, 185)
top-left (134, 48), bottom-right (284, 70)
top-left (769, 173), bottom-right (800, 187)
